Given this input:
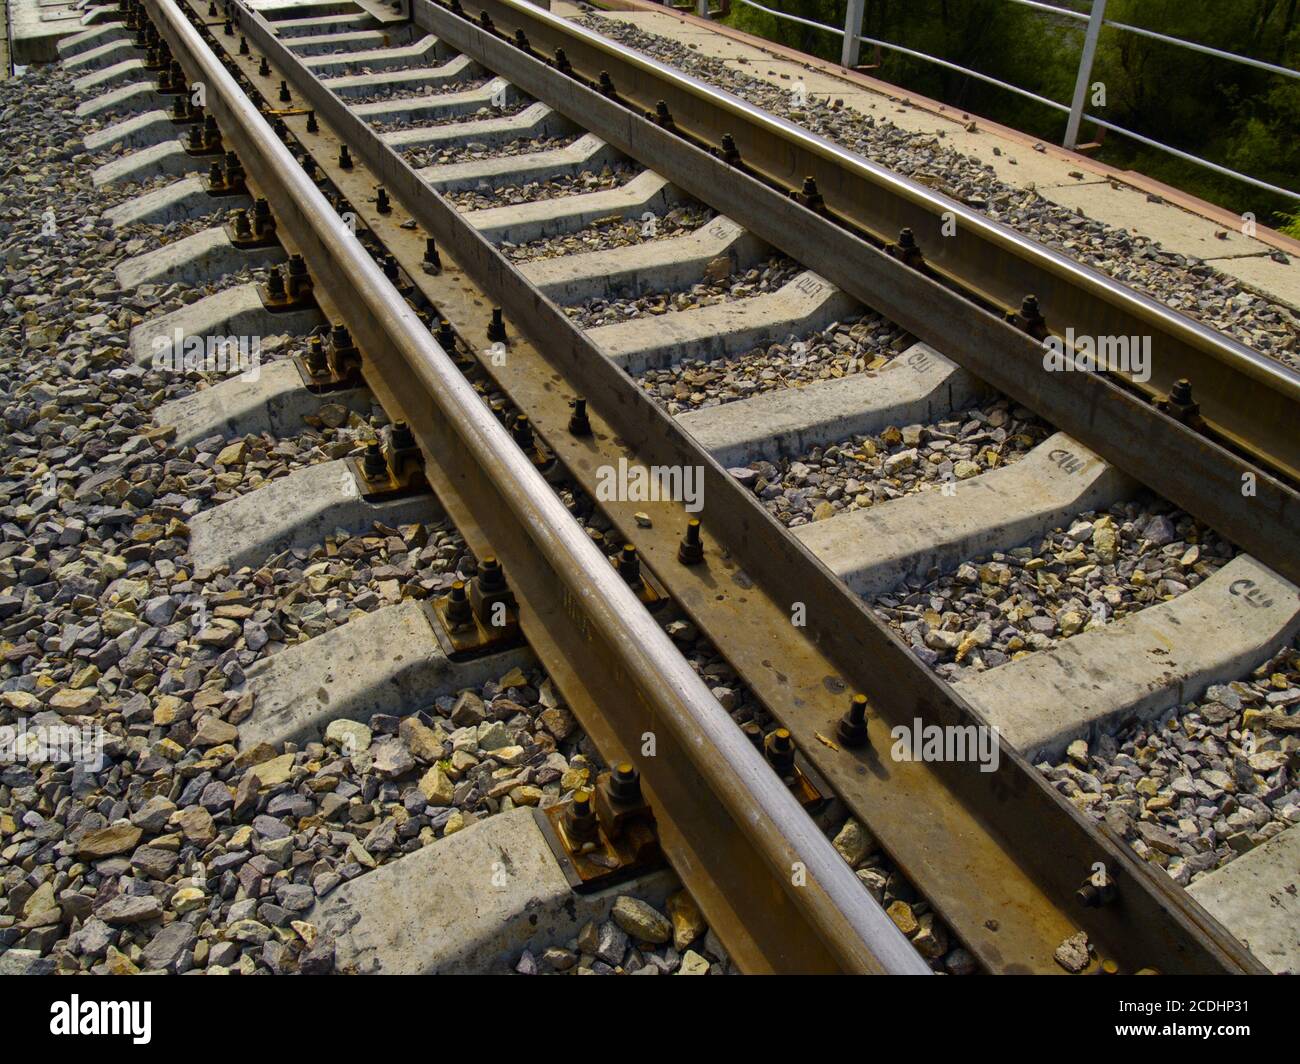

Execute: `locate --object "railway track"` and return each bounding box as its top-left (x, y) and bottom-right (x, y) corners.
top-left (7, 0), bottom-right (1297, 976)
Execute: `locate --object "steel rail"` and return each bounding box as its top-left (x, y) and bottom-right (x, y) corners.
top-left (145, 0), bottom-right (931, 974)
top-left (216, 0), bottom-right (1270, 974)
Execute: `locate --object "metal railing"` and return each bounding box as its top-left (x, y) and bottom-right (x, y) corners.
top-left (709, 0), bottom-right (1299, 201)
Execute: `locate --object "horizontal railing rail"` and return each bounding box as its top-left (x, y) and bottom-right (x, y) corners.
top-left (707, 0), bottom-right (1299, 201)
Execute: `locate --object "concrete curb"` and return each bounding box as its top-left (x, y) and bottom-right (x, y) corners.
top-left (115, 227), bottom-right (285, 290)
top-left (591, 269), bottom-right (856, 374)
top-left (795, 433), bottom-right (1134, 597)
top-left (518, 215), bottom-right (766, 304)
top-left (314, 807), bottom-right (677, 973)
top-left (187, 458), bottom-right (442, 572)
top-left (955, 555), bottom-right (1300, 762)
top-left (104, 175), bottom-right (249, 226)
top-left (238, 599), bottom-right (534, 748)
top-left (678, 342), bottom-right (983, 466)
top-left (156, 359), bottom-right (373, 447)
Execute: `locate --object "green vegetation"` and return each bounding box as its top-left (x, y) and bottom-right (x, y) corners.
top-left (723, 0), bottom-right (1300, 231)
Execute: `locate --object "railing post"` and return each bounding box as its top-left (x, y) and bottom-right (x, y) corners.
top-left (1064, 0), bottom-right (1107, 149)
top-left (841, 0), bottom-right (865, 68)
top-left (696, 0), bottom-right (710, 19)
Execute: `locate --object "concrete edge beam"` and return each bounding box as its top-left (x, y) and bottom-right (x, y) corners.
top-left (83, 110), bottom-right (185, 153)
top-left (955, 554), bottom-right (1300, 762)
top-left (593, 270), bottom-right (858, 375)
top-left (678, 342), bottom-right (985, 467)
top-left (187, 458), bottom-right (441, 573)
top-left (92, 140), bottom-right (208, 188)
top-left (239, 598), bottom-right (534, 749)
top-left (351, 79), bottom-right (518, 124)
top-left (795, 433), bottom-right (1134, 597)
top-left (128, 283), bottom-right (323, 366)
top-left (61, 36), bottom-right (139, 70)
top-left (321, 53), bottom-right (478, 96)
top-left (518, 215), bottom-right (766, 304)
top-left (381, 102), bottom-right (567, 152)
top-left (156, 359), bottom-right (373, 448)
top-left (104, 176), bottom-right (248, 227)
top-left (115, 226), bottom-right (285, 290)
top-left (314, 806), bottom-right (678, 974)
top-left (1187, 822), bottom-right (1300, 975)
top-left (75, 78), bottom-right (160, 119)
top-left (418, 133), bottom-right (617, 193)
top-left (466, 170), bottom-right (681, 245)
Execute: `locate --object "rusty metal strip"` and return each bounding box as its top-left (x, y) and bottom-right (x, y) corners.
top-left (150, 0), bottom-right (931, 975)
top-left (217, 0), bottom-right (1271, 974)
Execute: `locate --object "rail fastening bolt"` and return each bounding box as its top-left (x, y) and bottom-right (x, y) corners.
top-left (265, 266), bottom-right (286, 301)
top-left (258, 56), bottom-right (270, 77)
top-left (510, 414), bottom-right (533, 449)
top-left (390, 421), bottom-right (415, 450)
top-left (1170, 378), bottom-right (1194, 405)
top-left (764, 728), bottom-right (796, 775)
top-left (287, 255), bottom-right (310, 298)
top-left (435, 318), bottom-right (456, 350)
top-left (362, 442), bottom-right (387, 480)
top-left (487, 307), bottom-right (507, 343)
top-left (566, 788), bottom-right (598, 840)
top-left (837, 693), bottom-right (870, 748)
top-left (476, 556), bottom-right (506, 593)
top-left (617, 544), bottom-right (642, 586)
top-left (609, 762), bottom-right (641, 803)
top-left (376, 186), bottom-right (390, 214)
top-left (567, 397), bottom-right (591, 437)
top-left (305, 335), bottom-right (328, 375)
top-left (677, 518), bottom-right (704, 565)
top-left (446, 580), bottom-right (472, 627)
top-left (339, 144), bottom-right (352, 169)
